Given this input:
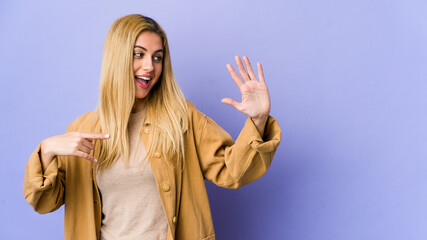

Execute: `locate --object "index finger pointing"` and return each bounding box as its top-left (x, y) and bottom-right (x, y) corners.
top-left (78, 132), bottom-right (110, 139)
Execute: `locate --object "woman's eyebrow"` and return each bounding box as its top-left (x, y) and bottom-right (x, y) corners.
top-left (134, 45), bottom-right (146, 50)
top-left (134, 45), bottom-right (164, 53)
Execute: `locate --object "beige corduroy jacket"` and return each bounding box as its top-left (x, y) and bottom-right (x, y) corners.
top-left (24, 101), bottom-right (281, 240)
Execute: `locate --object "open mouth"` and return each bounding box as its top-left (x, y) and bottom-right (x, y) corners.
top-left (135, 76), bottom-right (151, 88)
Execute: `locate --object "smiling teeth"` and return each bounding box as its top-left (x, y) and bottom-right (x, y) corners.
top-left (136, 76), bottom-right (151, 81)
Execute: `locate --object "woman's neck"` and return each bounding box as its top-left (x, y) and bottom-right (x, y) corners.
top-left (132, 99), bottom-right (147, 113)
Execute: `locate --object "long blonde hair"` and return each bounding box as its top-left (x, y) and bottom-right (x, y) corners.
top-left (97, 14), bottom-right (188, 169)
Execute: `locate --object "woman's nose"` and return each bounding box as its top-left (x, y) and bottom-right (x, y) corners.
top-left (143, 58), bottom-right (154, 71)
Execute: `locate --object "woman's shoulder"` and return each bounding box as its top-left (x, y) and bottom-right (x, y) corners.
top-left (185, 100), bottom-right (206, 119)
top-left (67, 111), bottom-right (100, 132)
top-left (185, 100), bottom-right (197, 112)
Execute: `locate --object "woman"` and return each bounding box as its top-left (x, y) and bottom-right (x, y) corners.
top-left (24, 14), bottom-right (281, 240)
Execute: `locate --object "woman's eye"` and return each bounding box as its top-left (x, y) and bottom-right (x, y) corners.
top-left (154, 56), bottom-right (163, 62)
top-left (134, 52), bottom-right (143, 58)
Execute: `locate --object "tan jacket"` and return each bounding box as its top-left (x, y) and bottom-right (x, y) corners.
top-left (24, 101), bottom-right (281, 240)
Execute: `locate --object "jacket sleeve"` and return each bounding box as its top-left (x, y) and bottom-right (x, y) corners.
top-left (195, 112), bottom-right (281, 189)
top-left (23, 143), bottom-right (65, 214)
top-left (23, 112), bottom-right (96, 214)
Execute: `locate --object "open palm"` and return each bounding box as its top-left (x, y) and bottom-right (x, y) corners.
top-left (222, 56), bottom-right (271, 119)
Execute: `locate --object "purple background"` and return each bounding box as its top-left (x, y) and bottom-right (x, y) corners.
top-left (1, 0), bottom-right (427, 239)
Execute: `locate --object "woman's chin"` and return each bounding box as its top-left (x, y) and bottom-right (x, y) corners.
top-left (135, 95), bottom-right (148, 100)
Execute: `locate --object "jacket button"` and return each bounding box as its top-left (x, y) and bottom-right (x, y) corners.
top-left (162, 184), bottom-right (170, 192)
top-left (172, 216), bottom-right (177, 224)
top-left (144, 127), bottom-right (150, 134)
top-left (154, 152), bottom-right (161, 158)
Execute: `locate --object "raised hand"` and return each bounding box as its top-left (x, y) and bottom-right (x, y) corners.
top-left (40, 132), bottom-right (110, 172)
top-left (222, 56), bottom-right (271, 136)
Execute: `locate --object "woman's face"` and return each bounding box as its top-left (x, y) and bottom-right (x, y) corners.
top-left (133, 31), bottom-right (164, 100)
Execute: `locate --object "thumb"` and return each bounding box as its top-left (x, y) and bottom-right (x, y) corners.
top-left (221, 98), bottom-right (242, 111)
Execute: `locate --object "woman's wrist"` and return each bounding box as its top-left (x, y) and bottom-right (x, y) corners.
top-left (251, 115), bottom-right (269, 137)
top-left (40, 138), bottom-right (55, 172)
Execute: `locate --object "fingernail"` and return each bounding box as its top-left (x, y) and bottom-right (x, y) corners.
top-left (94, 159), bottom-right (98, 162)
top-left (105, 134), bottom-right (109, 138)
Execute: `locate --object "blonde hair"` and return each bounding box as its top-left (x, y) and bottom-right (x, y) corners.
top-left (97, 14), bottom-right (188, 169)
